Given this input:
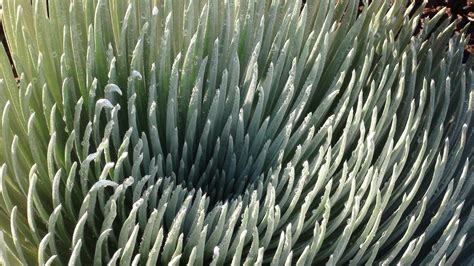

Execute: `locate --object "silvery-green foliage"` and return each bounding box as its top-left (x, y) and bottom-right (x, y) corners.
top-left (0, 0), bottom-right (473, 265)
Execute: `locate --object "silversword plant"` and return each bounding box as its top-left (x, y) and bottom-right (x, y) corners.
top-left (0, 0), bottom-right (473, 265)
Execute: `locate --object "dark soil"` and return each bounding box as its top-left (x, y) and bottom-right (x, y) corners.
top-left (0, 1), bottom-right (473, 75)
top-left (357, 1), bottom-right (474, 60)
top-left (417, 0), bottom-right (474, 60)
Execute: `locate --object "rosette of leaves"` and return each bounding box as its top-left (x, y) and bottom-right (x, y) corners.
top-left (0, 0), bottom-right (473, 265)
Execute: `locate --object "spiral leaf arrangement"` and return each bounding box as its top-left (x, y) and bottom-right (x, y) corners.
top-left (0, 0), bottom-right (473, 265)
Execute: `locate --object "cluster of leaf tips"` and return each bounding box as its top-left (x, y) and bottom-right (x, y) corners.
top-left (0, 0), bottom-right (473, 265)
